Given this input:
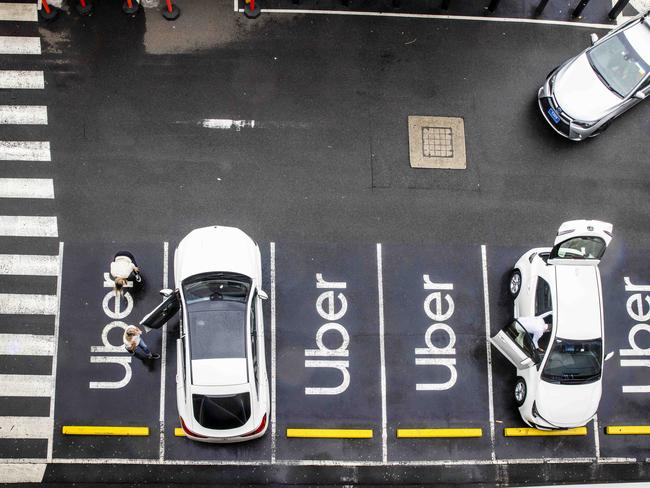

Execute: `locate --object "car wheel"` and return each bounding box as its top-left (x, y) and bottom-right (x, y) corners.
top-left (509, 269), bottom-right (522, 298)
top-left (514, 377), bottom-right (527, 407)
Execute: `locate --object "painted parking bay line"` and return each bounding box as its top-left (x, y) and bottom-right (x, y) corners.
top-left (62, 426), bottom-right (149, 436)
top-left (286, 428), bottom-right (374, 439)
top-left (397, 428), bottom-right (483, 438)
top-left (0, 106), bottom-right (48, 125)
top-left (0, 37), bottom-right (41, 55)
top-left (0, 416), bottom-right (52, 439)
top-left (504, 427), bottom-right (588, 437)
top-left (0, 3), bottom-right (38, 22)
top-left (0, 71), bottom-right (44, 90)
top-left (606, 426), bottom-right (650, 435)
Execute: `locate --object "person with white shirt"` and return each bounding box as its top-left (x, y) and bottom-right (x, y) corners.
top-left (123, 325), bottom-right (159, 360)
top-left (518, 312), bottom-right (552, 350)
top-left (110, 251), bottom-right (142, 295)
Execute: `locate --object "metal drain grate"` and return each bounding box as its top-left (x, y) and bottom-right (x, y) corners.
top-left (408, 116), bottom-right (466, 169)
top-left (422, 127), bottom-right (453, 158)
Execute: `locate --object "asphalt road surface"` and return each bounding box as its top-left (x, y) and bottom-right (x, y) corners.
top-left (1, 0), bottom-right (649, 484)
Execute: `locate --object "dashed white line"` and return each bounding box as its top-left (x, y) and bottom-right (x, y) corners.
top-left (0, 179), bottom-right (54, 199)
top-left (0, 141), bottom-right (50, 161)
top-left (0, 334), bottom-right (54, 356)
top-left (481, 245), bottom-right (496, 462)
top-left (159, 241), bottom-right (169, 463)
top-left (0, 293), bottom-right (58, 315)
top-left (0, 216), bottom-right (58, 237)
top-left (270, 242), bottom-right (277, 464)
top-left (0, 71), bottom-right (44, 90)
top-left (201, 119), bottom-right (255, 130)
top-left (0, 417), bottom-right (52, 439)
top-left (0, 3), bottom-right (37, 22)
top-left (0, 106), bottom-right (47, 125)
top-left (0, 375), bottom-right (53, 397)
top-left (376, 243), bottom-right (388, 464)
top-left (0, 254), bottom-right (58, 276)
top-left (0, 37), bottom-right (41, 55)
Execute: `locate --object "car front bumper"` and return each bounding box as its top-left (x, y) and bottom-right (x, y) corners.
top-left (537, 84), bottom-right (596, 142)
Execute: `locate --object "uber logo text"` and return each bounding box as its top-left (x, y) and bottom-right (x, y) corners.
top-left (304, 273), bottom-right (350, 395)
top-left (415, 275), bottom-right (457, 391)
top-left (620, 276), bottom-right (650, 393)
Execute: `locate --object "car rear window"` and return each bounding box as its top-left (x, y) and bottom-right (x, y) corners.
top-left (187, 300), bottom-right (246, 360)
top-left (193, 393), bottom-right (251, 430)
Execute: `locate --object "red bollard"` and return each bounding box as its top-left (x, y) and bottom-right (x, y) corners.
top-left (39, 0), bottom-right (59, 20)
top-left (244, 0), bottom-right (261, 18)
top-left (76, 0), bottom-right (93, 15)
top-left (122, 0), bottom-right (140, 15)
top-left (162, 0), bottom-right (180, 20)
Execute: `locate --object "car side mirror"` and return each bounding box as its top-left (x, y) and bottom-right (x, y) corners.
top-left (590, 33), bottom-right (598, 45)
top-left (258, 290), bottom-right (269, 300)
top-left (605, 351), bottom-right (615, 361)
top-left (160, 288), bottom-right (173, 298)
top-left (634, 91), bottom-right (646, 100)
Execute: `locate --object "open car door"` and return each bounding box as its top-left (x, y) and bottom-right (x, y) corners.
top-left (548, 220), bottom-right (613, 266)
top-left (490, 319), bottom-right (539, 369)
top-left (140, 290), bottom-right (180, 330)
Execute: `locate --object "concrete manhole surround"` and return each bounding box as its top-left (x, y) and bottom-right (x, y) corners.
top-left (408, 116), bottom-right (467, 169)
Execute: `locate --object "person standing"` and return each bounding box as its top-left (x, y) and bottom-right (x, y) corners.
top-left (110, 251), bottom-right (142, 295)
top-left (123, 325), bottom-right (159, 360)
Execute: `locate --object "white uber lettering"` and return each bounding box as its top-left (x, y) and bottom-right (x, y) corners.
top-left (305, 274), bottom-right (350, 395)
top-left (416, 275), bottom-right (457, 391)
top-left (620, 277), bottom-right (650, 393)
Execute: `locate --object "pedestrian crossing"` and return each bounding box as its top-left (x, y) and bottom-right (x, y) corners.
top-left (0, 2), bottom-right (59, 481)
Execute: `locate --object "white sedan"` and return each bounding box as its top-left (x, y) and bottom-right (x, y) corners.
top-left (141, 226), bottom-right (270, 442)
top-left (491, 220), bottom-right (614, 430)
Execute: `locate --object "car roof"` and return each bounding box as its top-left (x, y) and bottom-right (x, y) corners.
top-left (554, 265), bottom-right (602, 340)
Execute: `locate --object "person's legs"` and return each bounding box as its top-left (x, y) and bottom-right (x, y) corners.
top-left (136, 339), bottom-right (152, 358)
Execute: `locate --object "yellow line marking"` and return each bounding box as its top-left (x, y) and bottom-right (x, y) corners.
top-left (62, 426), bottom-right (149, 436)
top-left (504, 427), bottom-right (587, 437)
top-left (606, 426), bottom-right (650, 435)
top-left (286, 428), bottom-right (373, 439)
top-left (397, 428), bottom-right (483, 438)
top-left (175, 428), bottom-right (185, 436)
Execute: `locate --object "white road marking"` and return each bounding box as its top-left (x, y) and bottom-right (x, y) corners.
top-left (0, 179), bottom-right (54, 199)
top-left (0, 254), bottom-right (58, 276)
top-left (47, 242), bottom-right (63, 462)
top-left (0, 463), bottom-right (46, 483)
top-left (0, 375), bottom-right (52, 397)
top-left (593, 415), bottom-right (601, 459)
top-left (0, 141), bottom-right (50, 161)
top-left (238, 8), bottom-right (615, 29)
top-left (0, 106), bottom-right (47, 125)
top-left (0, 334), bottom-right (54, 356)
top-left (0, 3), bottom-right (37, 22)
top-left (0, 37), bottom-right (41, 55)
top-left (0, 417), bottom-right (52, 439)
top-left (159, 241), bottom-right (168, 462)
top-left (0, 216), bottom-right (58, 237)
top-left (0, 293), bottom-right (58, 315)
top-left (201, 118), bottom-right (255, 130)
top-left (481, 245), bottom-right (496, 462)
top-left (233, 0), bottom-right (237, 11)
top-left (0, 71), bottom-right (44, 90)
top-left (270, 242), bottom-right (277, 464)
top-left (376, 243), bottom-right (388, 464)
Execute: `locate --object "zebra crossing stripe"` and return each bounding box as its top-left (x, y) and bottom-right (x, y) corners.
top-left (0, 375), bottom-right (53, 397)
top-left (0, 37), bottom-right (40, 55)
top-left (0, 254), bottom-right (58, 275)
top-left (0, 106), bottom-right (47, 125)
top-left (0, 216), bottom-right (58, 237)
top-left (0, 71), bottom-right (44, 90)
top-left (0, 416), bottom-right (53, 438)
top-left (0, 3), bottom-right (37, 22)
top-left (0, 464), bottom-right (47, 483)
top-left (0, 141), bottom-right (50, 161)
top-left (0, 334), bottom-right (55, 356)
top-left (0, 179), bottom-right (54, 199)
top-left (0, 294), bottom-right (58, 315)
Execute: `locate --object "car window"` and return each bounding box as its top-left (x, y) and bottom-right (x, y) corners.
top-left (504, 320), bottom-right (540, 362)
top-left (192, 393), bottom-right (251, 430)
top-left (250, 294), bottom-right (259, 392)
top-left (535, 277), bottom-right (553, 316)
top-left (187, 300), bottom-right (246, 360)
top-left (541, 337), bottom-right (603, 384)
top-left (553, 236), bottom-right (606, 260)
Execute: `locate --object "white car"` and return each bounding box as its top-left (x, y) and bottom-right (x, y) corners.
top-left (141, 226), bottom-right (270, 442)
top-left (490, 220), bottom-right (614, 430)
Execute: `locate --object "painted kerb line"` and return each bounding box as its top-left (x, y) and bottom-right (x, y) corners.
top-left (0, 71), bottom-right (44, 90)
top-left (606, 426), bottom-right (650, 435)
top-left (62, 426), bottom-right (150, 436)
top-left (286, 428), bottom-right (373, 438)
top-left (376, 243), bottom-right (388, 463)
top-left (504, 427), bottom-right (588, 436)
top-left (270, 242), bottom-right (277, 463)
top-left (481, 245), bottom-right (496, 461)
top-left (397, 428), bottom-right (483, 438)
top-left (0, 37), bottom-right (41, 55)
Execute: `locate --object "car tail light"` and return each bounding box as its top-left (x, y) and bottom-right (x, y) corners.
top-left (243, 414), bottom-right (267, 437)
top-left (180, 416), bottom-right (207, 438)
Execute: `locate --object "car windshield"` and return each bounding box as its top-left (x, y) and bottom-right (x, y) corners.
top-left (541, 337), bottom-right (602, 384)
top-left (587, 24), bottom-right (650, 97)
top-left (554, 236), bottom-right (606, 260)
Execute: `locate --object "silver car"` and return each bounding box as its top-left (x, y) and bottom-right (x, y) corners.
top-left (538, 10), bottom-right (650, 141)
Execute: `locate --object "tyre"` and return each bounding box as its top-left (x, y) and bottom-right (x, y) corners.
top-left (509, 269), bottom-right (522, 298)
top-left (514, 377), bottom-right (527, 407)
